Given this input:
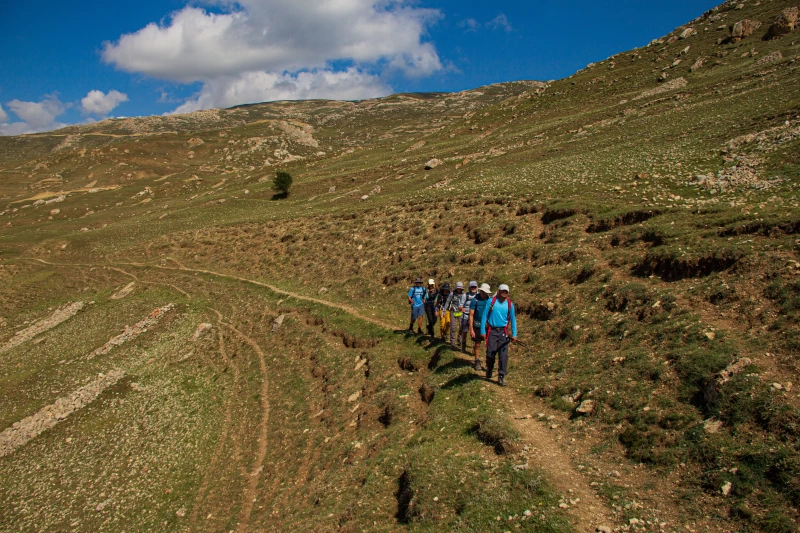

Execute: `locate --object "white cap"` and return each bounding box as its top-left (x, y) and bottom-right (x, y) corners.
top-left (498, 284), bottom-right (510, 292)
top-left (479, 283), bottom-right (491, 294)
top-left (428, 279), bottom-right (435, 285)
top-left (468, 280), bottom-right (478, 288)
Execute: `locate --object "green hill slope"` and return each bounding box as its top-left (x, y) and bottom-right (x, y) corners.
top-left (1, 1), bottom-right (800, 532)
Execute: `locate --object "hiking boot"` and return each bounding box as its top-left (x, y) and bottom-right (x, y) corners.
top-left (417, 328), bottom-right (423, 334)
top-left (498, 375), bottom-right (506, 387)
top-left (473, 359), bottom-right (483, 372)
top-left (486, 369), bottom-right (493, 380)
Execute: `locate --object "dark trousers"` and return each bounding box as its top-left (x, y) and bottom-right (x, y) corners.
top-left (486, 328), bottom-right (510, 376)
top-left (424, 303), bottom-right (437, 336)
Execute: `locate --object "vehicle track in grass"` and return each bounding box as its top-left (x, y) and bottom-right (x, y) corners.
top-left (221, 321), bottom-right (270, 533)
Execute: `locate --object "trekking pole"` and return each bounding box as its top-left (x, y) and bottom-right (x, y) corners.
top-left (512, 339), bottom-right (532, 356)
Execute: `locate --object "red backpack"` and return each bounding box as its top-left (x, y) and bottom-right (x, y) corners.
top-left (485, 295), bottom-right (512, 346)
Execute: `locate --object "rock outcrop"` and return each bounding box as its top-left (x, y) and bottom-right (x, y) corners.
top-left (765, 6), bottom-right (799, 39)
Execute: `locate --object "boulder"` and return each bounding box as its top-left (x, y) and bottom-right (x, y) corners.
top-left (424, 158), bottom-right (442, 170)
top-left (765, 6), bottom-right (799, 39)
top-left (679, 27), bottom-right (695, 39)
top-left (730, 19), bottom-right (762, 42)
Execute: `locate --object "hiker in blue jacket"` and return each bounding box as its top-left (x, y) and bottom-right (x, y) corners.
top-left (469, 283), bottom-right (492, 371)
top-left (407, 277), bottom-right (427, 334)
top-left (479, 284), bottom-right (517, 386)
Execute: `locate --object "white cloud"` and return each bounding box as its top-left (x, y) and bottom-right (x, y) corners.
top-left (489, 14), bottom-right (512, 32)
top-left (458, 18), bottom-right (480, 32)
top-left (103, 1), bottom-right (442, 82)
top-left (80, 89), bottom-right (128, 116)
top-left (7, 95), bottom-right (66, 129)
top-left (102, 0), bottom-right (443, 111)
top-left (172, 68), bottom-right (391, 114)
top-left (0, 95), bottom-right (68, 135)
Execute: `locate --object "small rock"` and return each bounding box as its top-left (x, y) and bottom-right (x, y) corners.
top-left (50, 208), bottom-right (61, 215)
top-left (705, 331), bottom-right (716, 341)
top-left (424, 158), bottom-right (442, 170)
top-left (523, 510), bottom-right (532, 517)
top-left (679, 27), bottom-right (695, 39)
top-left (176, 507), bottom-right (186, 517)
top-left (597, 527), bottom-right (612, 533)
top-left (772, 382), bottom-right (784, 390)
top-left (348, 390), bottom-right (361, 402)
top-left (559, 502), bottom-right (569, 509)
top-left (576, 400), bottom-right (595, 415)
top-left (721, 481), bottom-right (732, 496)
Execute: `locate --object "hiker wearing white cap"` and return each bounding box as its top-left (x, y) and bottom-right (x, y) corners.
top-left (469, 283), bottom-right (492, 371)
top-left (479, 283), bottom-right (517, 386)
top-left (423, 279), bottom-right (439, 337)
top-left (458, 281), bottom-right (479, 352)
top-left (444, 282), bottom-right (467, 346)
top-left (407, 277), bottom-right (427, 334)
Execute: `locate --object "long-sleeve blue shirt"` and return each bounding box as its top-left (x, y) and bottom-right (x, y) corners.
top-left (480, 298), bottom-right (517, 337)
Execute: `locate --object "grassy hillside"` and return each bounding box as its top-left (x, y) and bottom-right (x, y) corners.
top-left (2, 1), bottom-right (800, 531)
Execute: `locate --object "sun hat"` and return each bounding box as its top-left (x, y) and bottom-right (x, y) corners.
top-left (498, 284), bottom-right (510, 292)
top-left (441, 282), bottom-right (451, 290)
top-left (468, 280), bottom-right (478, 288)
top-left (415, 277), bottom-right (423, 283)
top-left (455, 281), bottom-right (464, 289)
top-left (428, 278), bottom-right (435, 285)
top-left (479, 283), bottom-right (491, 294)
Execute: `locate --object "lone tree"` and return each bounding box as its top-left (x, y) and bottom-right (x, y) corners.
top-left (272, 171), bottom-right (293, 198)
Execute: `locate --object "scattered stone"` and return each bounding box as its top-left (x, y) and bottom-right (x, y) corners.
top-left (347, 390), bottom-right (361, 402)
top-left (730, 19), bottom-right (762, 42)
top-left (772, 382), bottom-right (784, 390)
top-left (765, 7), bottom-right (799, 40)
top-left (187, 138), bottom-right (204, 147)
top-left (721, 481), bottom-right (732, 496)
top-left (424, 158), bottom-right (442, 170)
top-left (176, 507), bottom-right (187, 517)
top-left (690, 57), bottom-right (708, 72)
top-left (49, 208), bottom-right (61, 215)
top-left (0, 369), bottom-right (125, 457)
top-left (88, 304), bottom-right (175, 360)
top-left (191, 322), bottom-right (213, 341)
top-left (634, 77), bottom-right (687, 100)
top-left (575, 400), bottom-right (595, 415)
top-left (0, 302), bottom-right (86, 354)
top-left (704, 418), bottom-right (722, 434)
top-left (679, 27), bottom-right (695, 39)
top-left (705, 331), bottom-right (716, 341)
top-left (756, 50), bottom-right (783, 66)
top-left (271, 314), bottom-right (286, 334)
top-left (110, 282), bottom-right (136, 300)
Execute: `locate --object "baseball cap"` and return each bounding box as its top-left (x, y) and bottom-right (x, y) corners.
top-left (498, 284), bottom-right (510, 292)
top-left (468, 281), bottom-right (478, 288)
top-left (479, 283), bottom-right (491, 294)
top-left (455, 281), bottom-right (464, 289)
top-left (428, 278), bottom-right (435, 285)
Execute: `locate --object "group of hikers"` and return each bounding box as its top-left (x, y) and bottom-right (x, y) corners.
top-left (407, 278), bottom-right (517, 386)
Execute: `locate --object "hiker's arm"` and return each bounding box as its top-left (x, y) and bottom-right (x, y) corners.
top-left (510, 303), bottom-right (518, 339)
top-left (469, 309), bottom-right (475, 338)
top-left (479, 303), bottom-right (489, 335)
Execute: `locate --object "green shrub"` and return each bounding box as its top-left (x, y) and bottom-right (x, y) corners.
top-left (272, 171), bottom-right (293, 197)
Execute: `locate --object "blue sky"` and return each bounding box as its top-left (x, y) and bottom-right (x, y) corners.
top-left (0, 0), bottom-right (721, 135)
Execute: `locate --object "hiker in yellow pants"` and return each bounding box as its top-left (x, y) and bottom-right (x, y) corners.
top-left (437, 282), bottom-right (451, 340)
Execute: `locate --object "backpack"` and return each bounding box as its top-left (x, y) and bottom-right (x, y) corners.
top-left (485, 296), bottom-right (513, 344)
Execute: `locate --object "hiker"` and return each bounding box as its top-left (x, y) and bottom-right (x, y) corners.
top-left (469, 283), bottom-right (492, 371)
top-left (407, 277), bottom-right (427, 334)
top-left (445, 282), bottom-right (467, 346)
top-left (459, 281), bottom-right (479, 352)
top-left (423, 279), bottom-right (439, 337)
top-left (479, 284), bottom-right (517, 386)
top-left (436, 282), bottom-right (452, 340)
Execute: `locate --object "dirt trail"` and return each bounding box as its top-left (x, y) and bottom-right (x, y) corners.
top-left (188, 325), bottom-right (239, 529)
top-left (222, 322), bottom-right (270, 533)
top-left (496, 385), bottom-right (617, 532)
top-left (32, 259), bottom-right (394, 330)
